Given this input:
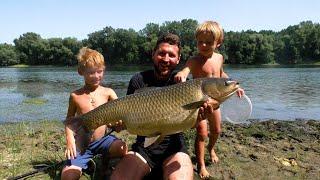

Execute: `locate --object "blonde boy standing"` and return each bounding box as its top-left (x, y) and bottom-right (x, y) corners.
top-left (62, 47), bottom-right (127, 180)
top-left (175, 21), bottom-right (244, 179)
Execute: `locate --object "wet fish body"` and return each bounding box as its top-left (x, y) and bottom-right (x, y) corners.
top-left (76, 78), bottom-right (239, 140)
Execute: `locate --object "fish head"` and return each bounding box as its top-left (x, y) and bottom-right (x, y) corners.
top-left (201, 78), bottom-right (240, 103)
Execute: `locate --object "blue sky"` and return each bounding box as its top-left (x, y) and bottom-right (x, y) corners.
top-left (1, 0), bottom-right (319, 44)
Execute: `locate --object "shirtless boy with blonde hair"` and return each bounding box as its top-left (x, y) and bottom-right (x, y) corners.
top-left (175, 21), bottom-right (244, 179)
top-left (61, 47), bottom-right (127, 180)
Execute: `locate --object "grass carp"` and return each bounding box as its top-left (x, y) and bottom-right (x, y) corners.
top-left (69, 78), bottom-right (239, 146)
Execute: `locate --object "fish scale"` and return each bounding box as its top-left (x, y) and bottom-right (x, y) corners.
top-left (74, 78), bottom-right (239, 139)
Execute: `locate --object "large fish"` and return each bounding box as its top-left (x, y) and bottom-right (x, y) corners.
top-left (69, 78), bottom-right (239, 146)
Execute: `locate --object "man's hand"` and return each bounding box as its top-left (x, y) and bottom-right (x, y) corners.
top-left (107, 120), bottom-right (126, 133)
top-left (198, 98), bottom-right (220, 120)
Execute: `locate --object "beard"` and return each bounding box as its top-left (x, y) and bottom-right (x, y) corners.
top-left (153, 63), bottom-right (173, 80)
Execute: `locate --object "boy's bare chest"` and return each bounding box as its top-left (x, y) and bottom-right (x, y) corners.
top-left (192, 60), bottom-right (221, 78)
top-left (76, 94), bottom-right (108, 114)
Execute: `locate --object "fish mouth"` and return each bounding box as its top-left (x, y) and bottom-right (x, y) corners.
top-left (218, 88), bottom-right (239, 102)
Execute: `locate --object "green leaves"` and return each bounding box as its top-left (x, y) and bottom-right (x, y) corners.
top-left (1, 20), bottom-right (320, 66)
top-left (0, 43), bottom-right (19, 66)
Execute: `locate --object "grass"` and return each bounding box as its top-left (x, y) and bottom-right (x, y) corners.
top-left (9, 64), bottom-right (30, 68)
top-left (0, 120), bottom-right (65, 179)
top-left (314, 61), bottom-right (320, 65)
top-left (0, 120), bottom-right (319, 179)
top-left (22, 98), bottom-right (48, 105)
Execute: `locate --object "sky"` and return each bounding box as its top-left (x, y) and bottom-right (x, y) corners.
top-left (1, 0), bottom-right (319, 44)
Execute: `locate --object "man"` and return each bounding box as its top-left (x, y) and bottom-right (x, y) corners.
top-left (111, 33), bottom-right (218, 180)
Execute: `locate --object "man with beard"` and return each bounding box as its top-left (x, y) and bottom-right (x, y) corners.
top-left (111, 33), bottom-right (219, 180)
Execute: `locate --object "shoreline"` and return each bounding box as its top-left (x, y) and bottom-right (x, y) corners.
top-left (1, 119), bottom-right (319, 179)
top-left (5, 62), bottom-right (320, 68)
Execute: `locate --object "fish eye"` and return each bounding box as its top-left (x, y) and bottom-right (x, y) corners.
top-left (225, 80), bottom-right (238, 86)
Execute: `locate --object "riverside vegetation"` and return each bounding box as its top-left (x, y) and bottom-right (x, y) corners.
top-left (0, 119), bottom-right (319, 179)
top-left (1, 20), bottom-right (320, 67)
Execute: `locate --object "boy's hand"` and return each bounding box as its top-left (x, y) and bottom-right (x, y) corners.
top-left (198, 98), bottom-right (220, 120)
top-left (236, 88), bottom-right (245, 98)
top-left (174, 72), bottom-right (187, 83)
top-left (65, 135), bottom-right (77, 159)
top-left (107, 120), bottom-right (126, 133)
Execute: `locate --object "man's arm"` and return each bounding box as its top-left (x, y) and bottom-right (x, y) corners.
top-left (127, 73), bottom-right (143, 95)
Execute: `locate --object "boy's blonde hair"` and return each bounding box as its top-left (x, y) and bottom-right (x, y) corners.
top-left (77, 47), bottom-right (105, 71)
top-left (195, 21), bottom-right (224, 46)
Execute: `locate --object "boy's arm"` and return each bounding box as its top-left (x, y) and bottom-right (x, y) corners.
top-left (174, 60), bottom-right (192, 82)
top-left (220, 55), bottom-right (229, 78)
top-left (108, 88), bottom-right (118, 101)
top-left (221, 70), bottom-right (229, 78)
top-left (64, 94), bottom-right (78, 159)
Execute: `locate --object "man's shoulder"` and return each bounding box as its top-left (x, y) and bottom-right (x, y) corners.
top-left (130, 69), bottom-right (153, 82)
top-left (133, 69), bottom-right (153, 77)
top-left (127, 70), bottom-right (154, 95)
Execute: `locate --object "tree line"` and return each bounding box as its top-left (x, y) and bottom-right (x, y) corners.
top-left (1, 19), bottom-right (320, 66)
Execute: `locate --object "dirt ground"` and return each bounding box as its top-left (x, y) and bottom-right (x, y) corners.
top-left (0, 119), bottom-right (319, 179)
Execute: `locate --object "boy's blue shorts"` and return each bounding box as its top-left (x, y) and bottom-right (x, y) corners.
top-left (65, 134), bottom-right (117, 170)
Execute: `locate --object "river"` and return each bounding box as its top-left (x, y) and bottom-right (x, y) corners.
top-left (0, 65), bottom-right (319, 122)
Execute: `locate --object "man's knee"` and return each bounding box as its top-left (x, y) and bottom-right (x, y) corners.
top-left (109, 139), bottom-right (127, 157)
top-left (111, 152), bottom-right (150, 180)
top-left (163, 152), bottom-right (193, 180)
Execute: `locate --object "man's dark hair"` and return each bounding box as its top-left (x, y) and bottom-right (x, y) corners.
top-left (154, 33), bottom-right (181, 54)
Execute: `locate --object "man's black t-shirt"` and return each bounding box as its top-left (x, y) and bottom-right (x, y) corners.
top-left (127, 69), bottom-right (176, 95)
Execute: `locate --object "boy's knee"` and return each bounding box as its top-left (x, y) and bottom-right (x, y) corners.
top-left (196, 133), bottom-right (208, 141)
top-left (213, 127), bottom-right (222, 134)
top-left (196, 125), bottom-right (208, 138)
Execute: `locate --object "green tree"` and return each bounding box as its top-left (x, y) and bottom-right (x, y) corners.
top-left (0, 44), bottom-right (19, 66)
top-left (62, 37), bottom-right (83, 65)
top-left (14, 32), bottom-right (49, 65)
top-left (47, 38), bottom-right (72, 65)
top-left (139, 23), bottom-right (160, 63)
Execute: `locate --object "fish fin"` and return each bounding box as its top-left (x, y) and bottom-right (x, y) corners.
top-left (134, 87), bottom-right (161, 94)
top-left (182, 100), bottom-right (206, 110)
top-left (182, 96), bottom-right (210, 110)
top-left (144, 135), bottom-right (165, 148)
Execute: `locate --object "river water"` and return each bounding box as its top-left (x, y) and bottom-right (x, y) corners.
top-left (0, 65), bottom-right (319, 122)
